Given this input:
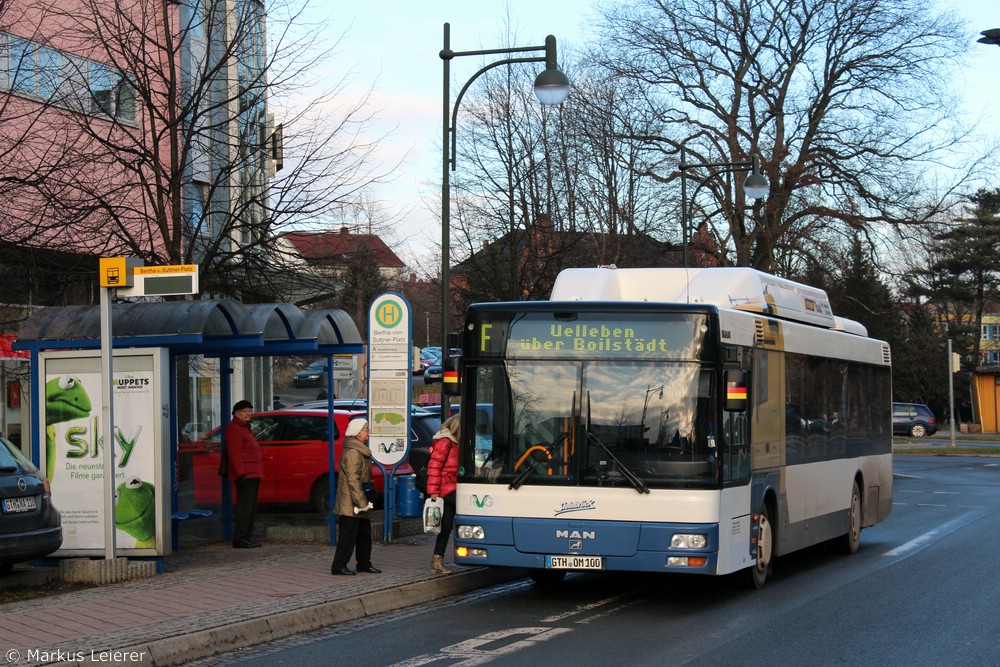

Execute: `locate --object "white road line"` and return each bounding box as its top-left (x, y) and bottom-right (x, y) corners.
top-left (540, 593), bottom-right (631, 623)
top-left (883, 509), bottom-right (988, 558)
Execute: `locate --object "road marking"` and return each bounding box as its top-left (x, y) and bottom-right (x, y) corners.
top-left (883, 509), bottom-right (988, 558)
top-left (576, 596), bottom-right (645, 624)
top-left (393, 627), bottom-right (571, 666)
top-left (540, 593), bottom-right (630, 623)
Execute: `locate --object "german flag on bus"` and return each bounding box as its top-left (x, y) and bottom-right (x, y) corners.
top-left (726, 383), bottom-right (747, 401)
top-left (443, 369), bottom-right (459, 385)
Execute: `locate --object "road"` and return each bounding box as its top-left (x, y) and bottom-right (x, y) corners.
top-left (194, 456), bottom-right (1000, 666)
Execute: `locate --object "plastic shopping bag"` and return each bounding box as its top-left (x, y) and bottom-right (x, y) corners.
top-left (423, 497), bottom-right (444, 534)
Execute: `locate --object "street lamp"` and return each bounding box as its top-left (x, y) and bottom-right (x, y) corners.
top-left (440, 22), bottom-right (570, 350)
top-left (640, 384), bottom-right (664, 442)
top-left (978, 29), bottom-right (1000, 46)
top-left (679, 147), bottom-right (769, 268)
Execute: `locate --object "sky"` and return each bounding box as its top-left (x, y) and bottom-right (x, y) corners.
top-left (305, 0), bottom-right (1000, 270)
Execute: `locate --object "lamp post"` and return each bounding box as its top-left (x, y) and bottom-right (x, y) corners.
top-left (679, 147), bottom-right (769, 268)
top-left (440, 22), bottom-right (570, 350)
top-left (640, 384), bottom-right (664, 442)
top-left (978, 29), bottom-right (1000, 46)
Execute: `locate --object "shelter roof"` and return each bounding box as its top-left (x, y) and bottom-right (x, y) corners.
top-left (13, 300), bottom-right (363, 357)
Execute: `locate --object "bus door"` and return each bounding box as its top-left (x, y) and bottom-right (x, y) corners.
top-left (751, 324), bottom-right (785, 470)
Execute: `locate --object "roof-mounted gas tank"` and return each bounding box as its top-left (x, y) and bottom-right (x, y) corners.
top-left (549, 266), bottom-right (857, 332)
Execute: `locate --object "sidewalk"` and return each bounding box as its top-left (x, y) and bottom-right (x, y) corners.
top-left (0, 523), bottom-right (525, 667)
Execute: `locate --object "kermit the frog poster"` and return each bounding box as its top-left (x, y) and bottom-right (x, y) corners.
top-left (40, 349), bottom-right (166, 554)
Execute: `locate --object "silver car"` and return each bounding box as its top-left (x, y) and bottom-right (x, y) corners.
top-left (0, 435), bottom-right (62, 573)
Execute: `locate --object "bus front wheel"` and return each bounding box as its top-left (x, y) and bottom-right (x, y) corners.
top-left (738, 504), bottom-right (772, 589)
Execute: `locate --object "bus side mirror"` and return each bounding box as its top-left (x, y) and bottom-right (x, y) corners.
top-left (442, 356), bottom-right (461, 396)
top-left (724, 369), bottom-right (748, 412)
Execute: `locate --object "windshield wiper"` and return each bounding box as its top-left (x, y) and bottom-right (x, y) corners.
top-left (508, 430), bottom-right (572, 490)
top-left (583, 390), bottom-right (648, 494)
top-left (584, 431), bottom-right (649, 494)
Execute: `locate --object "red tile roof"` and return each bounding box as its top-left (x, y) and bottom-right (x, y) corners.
top-left (281, 228), bottom-right (405, 269)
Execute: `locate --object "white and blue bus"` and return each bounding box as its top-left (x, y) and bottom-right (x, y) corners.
top-left (448, 267), bottom-right (892, 587)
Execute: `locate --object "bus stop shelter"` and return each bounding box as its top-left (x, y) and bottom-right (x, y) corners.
top-left (13, 299), bottom-right (363, 551)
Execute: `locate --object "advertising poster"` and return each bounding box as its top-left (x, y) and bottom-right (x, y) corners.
top-left (40, 350), bottom-right (168, 555)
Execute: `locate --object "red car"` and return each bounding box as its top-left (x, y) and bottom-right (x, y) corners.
top-left (180, 409), bottom-right (412, 513)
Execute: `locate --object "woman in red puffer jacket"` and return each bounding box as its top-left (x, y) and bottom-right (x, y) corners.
top-left (427, 413), bottom-right (460, 574)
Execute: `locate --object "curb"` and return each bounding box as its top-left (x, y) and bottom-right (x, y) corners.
top-left (113, 566), bottom-right (525, 666)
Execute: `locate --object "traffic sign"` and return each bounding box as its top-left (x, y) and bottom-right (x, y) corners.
top-left (367, 294), bottom-right (412, 468)
top-left (118, 265), bottom-right (199, 297)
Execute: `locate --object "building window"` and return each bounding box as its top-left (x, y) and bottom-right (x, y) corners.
top-left (8, 37), bottom-right (36, 95)
top-left (89, 62), bottom-right (113, 115)
top-left (114, 74), bottom-right (136, 123)
top-left (1, 32), bottom-right (135, 123)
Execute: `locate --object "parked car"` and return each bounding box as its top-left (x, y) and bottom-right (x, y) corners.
top-left (292, 359), bottom-right (328, 388)
top-left (179, 409), bottom-right (413, 513)
top-left (423, 349), bottom-right (460, 385)
top-left (423, 361), bottom-right (443, 385)
top-left (892, 402), bottom-right (938, 437)
top-left (0, 435), bottom-right (62, 573)
top-left (417, 348), bottom-right (440, 375)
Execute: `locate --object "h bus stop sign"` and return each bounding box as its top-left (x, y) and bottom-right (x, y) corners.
top-left (367, 293), bottom-right (412, 542)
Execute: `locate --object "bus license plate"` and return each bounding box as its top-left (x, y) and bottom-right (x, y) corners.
top-left (3, 496), bottom-right (36, 513)
top-left (546, 555), bottom-right (602, 570)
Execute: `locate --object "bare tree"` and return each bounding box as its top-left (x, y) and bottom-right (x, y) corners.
top-left (593, 0), bottom-right (975, 272)
top-left (450, 31), bottom-right (674, 307)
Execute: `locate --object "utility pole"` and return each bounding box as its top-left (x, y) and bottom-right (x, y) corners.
top-left (948, 338), bottom-right (957, 447)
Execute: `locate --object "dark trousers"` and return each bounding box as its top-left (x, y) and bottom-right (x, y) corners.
top-left (433, 492), bottom-right (457, 557)
top-left (332, 514), bottom-right (373, 570)
top-left (233, 477), bottom-right (260, 543)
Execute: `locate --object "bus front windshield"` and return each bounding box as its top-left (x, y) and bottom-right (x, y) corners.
top-left (462, 312), bottom-right (719, 490)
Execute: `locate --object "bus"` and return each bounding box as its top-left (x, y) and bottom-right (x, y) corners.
top-left (447, 267), bottom-right (892, 587)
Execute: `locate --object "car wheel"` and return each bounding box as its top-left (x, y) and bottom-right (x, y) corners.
top-left (310, 474), bottom-right (331, 514)
top-left (736, 502), bottom-right (772, 589)
top-left (833, 480), bottom-right (862, 555)
top-left (910, 423), bottom-right (927, 437)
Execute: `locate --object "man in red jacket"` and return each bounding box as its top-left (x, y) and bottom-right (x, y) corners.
top-left (225, 400), bottom-right (262, 548)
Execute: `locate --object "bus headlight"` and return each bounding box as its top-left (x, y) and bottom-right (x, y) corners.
top-left (671, 533), bottom-right (707, 549)
top-left (457, 524), bottom-right (485, 540)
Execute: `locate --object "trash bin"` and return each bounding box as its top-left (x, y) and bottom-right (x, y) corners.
top-left (396, 474), bottom-right (422, 517)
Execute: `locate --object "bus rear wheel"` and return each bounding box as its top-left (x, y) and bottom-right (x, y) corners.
top-left (833, 480), bottom-right (862, 555)
top-left (737, 504), bottom-right (772, 589)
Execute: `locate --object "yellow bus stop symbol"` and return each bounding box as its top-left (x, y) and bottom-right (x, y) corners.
top-left (375, 299), bottom-right (402, 328)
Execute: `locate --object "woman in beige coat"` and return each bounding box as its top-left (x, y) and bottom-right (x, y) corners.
top-left (330, 419), bottom-right (382, 576)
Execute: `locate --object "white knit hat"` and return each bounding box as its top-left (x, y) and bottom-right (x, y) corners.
top-left (345, 418), bottom-right (368, 437)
